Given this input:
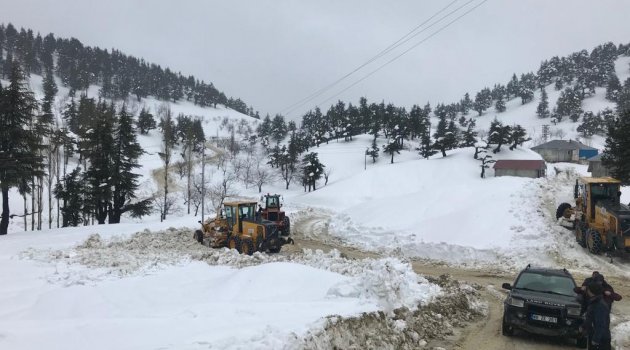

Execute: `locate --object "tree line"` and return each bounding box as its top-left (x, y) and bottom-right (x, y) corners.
top-left (255, 41), bottom-right (630, 181)
top-left (0, 60), bottom-right (211, 234)
top-left (0, 23), bottom-right (258, 116)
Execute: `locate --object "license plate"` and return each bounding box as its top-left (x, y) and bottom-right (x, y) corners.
top-left (531, 314), bottom-right (557, 323)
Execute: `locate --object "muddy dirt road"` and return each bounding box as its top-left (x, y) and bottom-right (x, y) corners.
top-left (290, 212), bottom-right (630, 350)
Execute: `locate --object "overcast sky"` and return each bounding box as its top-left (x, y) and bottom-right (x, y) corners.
top-left (2, 0), bottom-right (630, 119)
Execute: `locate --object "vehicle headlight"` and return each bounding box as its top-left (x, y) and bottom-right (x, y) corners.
top-left (507, 297), bottom-right (525, 307)
top-left (567, 307), bottom-right (581, 317)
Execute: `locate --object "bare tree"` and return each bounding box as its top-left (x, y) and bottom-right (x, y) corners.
top-left (239, 155), bottom-right (256, 189)
top-left (189, 173), bottom-right (210, 216)
top-left (152, 189), bottom-right (175, 221)
top-left (252, 165), bottom-right (274, 193)
top-left (209, 163), bottom-right (238, 213)
top-left (157, 104), bottom-right (175, 221)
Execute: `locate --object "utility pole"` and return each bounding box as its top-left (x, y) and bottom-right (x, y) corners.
top-left (365, 148), bottom-right (368, 170)
top-left (201, 142), bottom-right (206, 224)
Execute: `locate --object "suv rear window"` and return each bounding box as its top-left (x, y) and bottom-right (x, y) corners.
top-left (514, 272), bottom-right (576, 296)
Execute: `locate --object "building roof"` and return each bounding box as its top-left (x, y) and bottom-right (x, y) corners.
top-left (531, 139), bottom-right (597, 151)
top-left (579, 176), bottom-right (620, 184)
top-left (588, 153), bottom-right (604, 161)
top-left (493, 159), bottom-right (546, 170)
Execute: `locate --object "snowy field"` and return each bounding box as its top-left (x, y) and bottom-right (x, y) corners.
top-left (0, 222), bottom-right (442, 350)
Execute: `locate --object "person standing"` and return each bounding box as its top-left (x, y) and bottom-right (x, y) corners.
top-left (580, 282), bottom-right (611, 350)
top-left (576, 272), bottom-right (622, 314)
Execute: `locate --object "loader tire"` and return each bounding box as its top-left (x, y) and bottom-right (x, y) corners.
top-left (228, 236), bottom-right (242, 253)
top-left (575, 222), bottom-right (587, 248)
top-left (282, 216), bottom-right (291, 236)
top-left (268, 238), bottom-right (281, 253)
top-left (240, 237), bottom-right (255, 256)
top-left (193, 230), bottom-right (204, 244)
top-left (556, 202), bottom-right (572, 220)
top-left (586, 229), bottom-right (602, 255)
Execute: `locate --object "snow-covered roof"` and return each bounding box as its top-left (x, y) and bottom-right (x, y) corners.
top-left (531, 139), bottom-right (597, 151)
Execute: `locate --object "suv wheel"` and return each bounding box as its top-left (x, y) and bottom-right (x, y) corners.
top-left (501, 315), bottom-right (514, 336)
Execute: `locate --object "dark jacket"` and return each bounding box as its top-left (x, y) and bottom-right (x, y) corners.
top-left (575, 279), bottom-right (622, 312)
top-left (583, 296), bottom-right (611, 345)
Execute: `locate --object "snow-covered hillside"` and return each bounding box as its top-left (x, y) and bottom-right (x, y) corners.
top-left (2, 51), bottom-right (630, 350)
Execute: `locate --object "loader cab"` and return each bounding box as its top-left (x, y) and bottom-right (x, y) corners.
top-left (579, 177), bottom-right (621, 221)
top-left (223, 205), bottom-right (236, 231)
top-left (262, 194), bottom-right (283, 221)
top-left (265, 195), bottom-right (280, 208)
top-left (223, 201), bottom-right (259, 234)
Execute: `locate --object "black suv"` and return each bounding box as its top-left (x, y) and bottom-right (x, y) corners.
top-left (502, 265), bottom-right (586, 348)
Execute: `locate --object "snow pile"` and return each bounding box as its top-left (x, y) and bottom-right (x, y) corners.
top-left (291, 275), bottom-right (485, 350)
top-left (327, 257), bottom-right (440, 314)
top-left (612, 321), bottom-right (630, 350)
top-left (24, 229), bottom-right (441, 313)
top-left (4, 227), bottom-right (449, 350)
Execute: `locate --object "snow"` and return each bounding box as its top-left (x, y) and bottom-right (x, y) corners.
top-left (0, 224), bottom-right (441, 350)
top-left (3, 52), bottom-right (630, 349)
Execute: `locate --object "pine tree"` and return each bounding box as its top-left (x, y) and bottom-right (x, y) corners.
top-left (577, 112), bottom-right (603, 137)
top-left (368, 135), bottom-right (379, 163)
top-left (601, 108), bottom-right (617, 131)
top-left (536, 88), bottom-right (550, 118)
top-left (301, 152), bottom-right (325, 191)
top-left (519, 86), bottom-right (534, 105)
top-left (382, 125), bottom-right (402, 163)
top-left (137, 107), bottom-right (156, 134)
top-left (487, 118), bottom-right (511, 153)
top-left (53, 167), bottom-right (84, 227)
top-left (0, 64), bottom-right (44, 235)
top-left (506, 74), bottom-right (520, 99)
top-left (257, 114), bottom-right (273, 140)
top-left (108, 105), bottom-right (152, 223)
top-left (271, 114), bottom-right (288, 143)
top-left (460, 93), bottom-right (473, 114)
top-left (602, 108), bottom-right (630, 185)
top-left (508, 125), bottom-right (530, 150)
top-left (554, 78), bottom-right (564, 91)
top-left (62, 99), bottom-right (79, 134)
top-left (495, 96), bottom-right (506, 113)
top-left (473, 88), bottom-right (493, 116)
top-left (461, 119), bottom-right (478, 147)
top-left (2, 50), bottom-right (12, 79)
top-left (443, 120), bottom-right (460, 150)
top-left (491, 84), bottom-right (507, 101)
top-left (556, 87), bottom-right (583, 122)
top-left (84, 100), bottom-right (116, 224)
top-left (616, 79), bottom-right (630, 114)
top-left (606, 74), bottom-right (621, 102)
top-left (417, 112), bottom-right (435, 159)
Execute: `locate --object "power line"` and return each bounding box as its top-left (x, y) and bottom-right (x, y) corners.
top-left (280, 0), bottom-right (463, 115)
top-left (312, 0), bottom-right (489, 110)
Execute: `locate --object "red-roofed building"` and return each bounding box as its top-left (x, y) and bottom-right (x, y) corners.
top-left (493, 159), bottom-right (546, 178)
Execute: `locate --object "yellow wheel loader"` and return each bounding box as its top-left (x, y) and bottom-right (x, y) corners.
top-left (556, 177), bottom-right (630, 256)
top-left (193, 200), bottom-right (293, 255)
